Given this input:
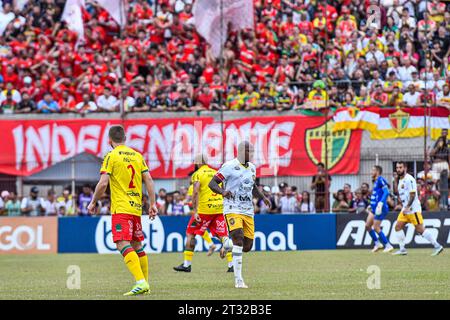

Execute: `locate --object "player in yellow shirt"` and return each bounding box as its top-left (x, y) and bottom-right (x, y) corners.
top-left (173, 154), bottom-right (233, 272)
top-left (186, 183), bottom-right (218, 256)
top-left (88, 125), bottom-right (158, 296)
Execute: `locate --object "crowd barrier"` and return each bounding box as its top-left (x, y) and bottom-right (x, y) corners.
top-left (0, 213), bottom-right (448, 254)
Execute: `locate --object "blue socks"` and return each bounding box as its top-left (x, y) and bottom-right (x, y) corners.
top-left (369, 230), bottom-right (378, 243)
top-left (377, 230), bottom-right (389, 245)
top-left (369, 228), bottom-right (390, 246)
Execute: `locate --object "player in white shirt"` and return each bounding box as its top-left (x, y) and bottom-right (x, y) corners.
top-left (393, 162), bottom-right (443, 256)
top-left (208, 141), bottom-right (271, 289)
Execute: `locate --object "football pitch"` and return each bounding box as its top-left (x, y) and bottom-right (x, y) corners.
top-left (1, 250), bottom-right (449, 300)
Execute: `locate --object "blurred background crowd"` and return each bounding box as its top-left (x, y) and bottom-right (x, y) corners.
top-left (1, 0), bottom-right (450, 115)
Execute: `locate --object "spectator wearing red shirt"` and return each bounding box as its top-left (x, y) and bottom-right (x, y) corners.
top-left (274, 55), bottom-right (294, 83)
top-left (195, 85), bottom-right (221, 111)
top-left (370, 83), bottom-right (389, 107)
top-left (58, 90), bottom-right (77, 113)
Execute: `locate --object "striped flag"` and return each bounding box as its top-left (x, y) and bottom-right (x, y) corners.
top-left (334, 107), bottom-right (449, 140)
top-left (333, 107), bottom-right (379, 132)
top-left (371, 107), bottom-right (449, 140)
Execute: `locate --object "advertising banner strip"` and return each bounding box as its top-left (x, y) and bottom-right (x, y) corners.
top-left (0, 116), bottom-right (361, 178)
top-left (336, 211), bottom-right (450, 249)
top-left (57, 214), bottom-right (337, 254)
top-left (0, 217), bottom-right (58, 254)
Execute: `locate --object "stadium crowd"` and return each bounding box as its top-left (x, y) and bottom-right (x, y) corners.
top-left (1, 0), bottom-right (450, 114)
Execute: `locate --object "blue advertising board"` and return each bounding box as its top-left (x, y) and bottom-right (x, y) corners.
top-left (58, 214), bottom-right (336, 253)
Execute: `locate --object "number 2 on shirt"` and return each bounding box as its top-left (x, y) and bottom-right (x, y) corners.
top-left (127, 164), bottom-right (136, 189)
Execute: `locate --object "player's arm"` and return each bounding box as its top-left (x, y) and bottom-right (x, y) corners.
top-left (191, 181), bottom-right (201, 222)
top-left (208, 174), bottom-right (232, 198)
top-left (252, 183), bottom-right (271, 209)
top-left (404, 191), bottom-right (416, 211)
top-left (88, 174), bottom-right (110, 214)
top-left (142, 171), bottom-right (158, 220)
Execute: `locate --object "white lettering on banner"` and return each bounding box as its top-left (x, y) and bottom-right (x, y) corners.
top-left (9, 119), bottom-right (296, 176)
top-left (202, 123), bottom-right (222, 167)
top-left (77, 125), bottom-right (101, 154)
top-left (12, 125), bottom-right (24, 171)
top-left (126, 125), bottom-right (147, 153)
top-left (25, 125), bottom-right (51, 171)
top-left (166, 232), bottom-right (184, 252)
top-left (252, 224), bottom-right (296, 251)
top-left (267, 231), bottom-right (286, 251)
top-left (363, 220), bottom-right (391, 245)
top-left (287, 224), bottom-right (297, 250)
top-left (51, 125), bottom-right (76, 165)
top-left (337, 221), bottom-right (366, 246)
top-left (445, 219), bottom-right (450, 244)
top-left (95, 216), bottom-right (165, 253)
top-left (254, 232), bottom-right (267, 251)
top-left (339, 219), bottom-right (450, 247)
top-left (94, 217), bottom-right (297, 253)
top-left (100, 123), bottom-right (113, 157)
top-left (146, 124), bottom-right (174, 173)
top-left (173, 123), bottom-right (198, 171)
top-left (0, 225), bottom-right (50, 251)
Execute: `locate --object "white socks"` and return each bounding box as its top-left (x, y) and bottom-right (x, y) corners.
top-left (232, 245), bottom-right (243, 282)
top-left (183, 260), bottom-right (191, 267)
top-left (396, 229), bottom-right (406, 251)
top-left (422, 229), bottom-right (440, 249)
top-left (222, 237), bottom-right (233, 250)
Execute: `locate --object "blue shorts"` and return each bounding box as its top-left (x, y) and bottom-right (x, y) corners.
top-left (373, 207), bottom-right (389, 221)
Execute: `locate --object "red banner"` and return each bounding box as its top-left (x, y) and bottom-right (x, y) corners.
top-left (0, 116), bottom-right (361, 178)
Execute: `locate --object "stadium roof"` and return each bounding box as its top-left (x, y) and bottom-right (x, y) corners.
top-left (24, 152), bottom-right (102, 183)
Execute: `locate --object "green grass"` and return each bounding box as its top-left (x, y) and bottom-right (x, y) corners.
top-left (1, 250), bottom-right (449, 300)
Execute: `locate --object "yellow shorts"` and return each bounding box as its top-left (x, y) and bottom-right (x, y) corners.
top-left (225, 213), bottom-right (255, 239)
top-left (396, 211), bottom-right (424, 226)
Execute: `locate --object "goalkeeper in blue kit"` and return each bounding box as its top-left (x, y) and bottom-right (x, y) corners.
top-left (366, 165), bottom-right (394, 253)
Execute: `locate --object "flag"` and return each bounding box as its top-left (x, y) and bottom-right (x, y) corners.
top-left (333, 107), bottom-right (379, 132)
top-left (371, 107), bottom-right (449, 140)
top-left (61, 0), bottom-right (86, 47)
top-left (428, 108), bottom-right (449, 140)
top-left (334, 107), bottom-right (449, 139)
top-left (193, 0), bottom-right (254, 57)
top-left (94, 0), bottom-right (127, 28)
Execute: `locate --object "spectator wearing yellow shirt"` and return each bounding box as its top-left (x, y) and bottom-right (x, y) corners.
top-left (226, 86), bottom-right (243, 111)
top-left (242, 84), bottom-right (260, 111)
top-left (383, 71), bottom-right (403, 95)
top-left (276, 84), bottom-right (293, 111)
top-left (355, 86), bottom-right (369, 107)
top-left (259, 82), bottom-right (278, 98)
top-left (307, 80), bottom-right (328, 108)
top-left (387, 86), bottom-right (404, 107)
top-left (427, 0), bottom-right (446, 24)
top-left (342, 92), bottom-right (356, 107)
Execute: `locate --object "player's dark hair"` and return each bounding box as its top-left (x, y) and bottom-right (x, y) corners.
top-left (397, 161), bottom-right (406, 168)
top-left (317, 162), bottom-right (325, 168)
top-left (374, 165), bottom-right (383, 174)
top-left (108, 125), bottom-right (126, 143)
